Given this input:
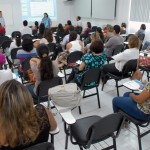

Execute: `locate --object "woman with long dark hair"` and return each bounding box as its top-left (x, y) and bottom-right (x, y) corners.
top-left (26, 44), bottom-right (59, 100)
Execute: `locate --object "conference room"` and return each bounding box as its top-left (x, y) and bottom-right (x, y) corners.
top-left (0, 0), bottom-right (150, 150)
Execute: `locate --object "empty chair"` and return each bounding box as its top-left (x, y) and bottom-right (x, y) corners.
top-left (65, 113), bottom-right (123, 150)
top-left (77, 68), bottom-right (102, 114)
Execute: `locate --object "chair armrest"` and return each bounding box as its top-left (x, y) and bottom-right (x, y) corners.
top-left (51, 101), bottom-right (76, 125)
top-left (50, 126), bottom-right (60, 135)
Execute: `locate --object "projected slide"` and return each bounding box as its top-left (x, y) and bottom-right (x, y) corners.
top-left (20, 0), bottom-right (57, 21)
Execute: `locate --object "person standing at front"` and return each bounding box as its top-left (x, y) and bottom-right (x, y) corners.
top-left (42, 13), bottom-right (52, 29)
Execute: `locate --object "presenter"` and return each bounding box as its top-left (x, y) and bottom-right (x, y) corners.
top-left (42, 13), bottom-right (52, 29)
top-left (0, 11), bottom-right (5, 28)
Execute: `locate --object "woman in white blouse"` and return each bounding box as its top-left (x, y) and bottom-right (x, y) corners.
top-left (102, 35), bottom-right (140, 77)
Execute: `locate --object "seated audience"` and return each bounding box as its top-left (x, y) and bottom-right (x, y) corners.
top-left (32, 21), bottom-right (39, 30)
top-left (104, 25), bottom-right (124, 57)
top-left (102, 35), bottom-right (140, 81)
top-left (103, 24), bottom-right (114, 43)
top-left (96, 27), bottom-right (104, 43)
top-left (9, 32), bottom-right (22, 52)
top-left (80, 22), bottom-right (92, 39)
top-left (66, 31), bottom-right (83, 53)
top-left (34, 29), bottom-right (56, 48)
top-left (0, 50), bottom-right (5, 69)
top-left (120, 22), bottom-right (126, 35)
top-left (0, 69), bottom-right (13, 85)
top-left (26, 44), bottom-right (59, 100)
top-left (67, 40), bottom-right (107, 84)
top-left (0, 23), bottom-right (5, 36)
top-left (142, 41), bottom-right (150, 50)
top-left (17, 37), bottom-right (37, 63)
top-left (83, 32), bottom-right (100, 53)
top-left (61, 26), bottom-right (80, 50)
top-left (135, 24), bottom-right (146, 42)
top-left (20, 20), bottom-right (32, 35)
top-left (113, 87), bottom-right (150, 121)
top-left (38, 23), bottom-right (45, 38)
top-left (64, 20), bottom-right (72, 31)
top-left (0, 79), bottom-right (57, 149)
top-left (56, 23), bottom-right (65, 36)
top-left (76, 16), bottom-right (82, 27)
top-left (32, 21), bottom-right (39, 37)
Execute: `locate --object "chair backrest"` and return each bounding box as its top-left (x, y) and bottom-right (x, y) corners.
top-left (47, 43), bottom-right (56, 53)
top-left (87, 113), bottom-right (123, 145)
top-left (0, 36), bottom-right (11, 47)
top-left (122, 59), bottom-right (137, 74)
top-left (11, 31), bottom-right (21, 39)
top-left (67, 51), bottom-right (83, 64)
top-left (37, 77), bottom-right (63, 97)
top-left (81, 68), bottom-right (101, 88)
top-left (22, 58), bottom-right (31, 71)
top-left (24, 142), bottom-right (54, 150)
top-left (112, 44), bottom-right (124, 56)
top-left (11, 47), bottom-right (22, 60)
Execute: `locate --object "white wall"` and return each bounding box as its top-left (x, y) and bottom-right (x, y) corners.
top-left (70, 0), bottom-right (131, 31)
top-left (4, 0), bottom-right (149, 41)
top-left (1, 0), bottom-right (74, 35)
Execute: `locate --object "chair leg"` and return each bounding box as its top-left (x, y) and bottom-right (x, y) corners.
top-left (79, 146), bottom-right (83, 150)
top-left (64, 69), bottom-right (67, 83)
top-left (96, 87), bottom-right (101, 108)
top-left (113, 138), bottom-right (117, 150)
top-left (135, 124), bottom-right (142, 150)
top-left (51, 134), bottom-right (54, 144)
top-left (65, 134), bottom-right (69, 150)
top-left (147, 72), bottom-right (150, 81)
top-left (116, 80), bottom-right (119, 96)
top-left (78, 106), bottom-right (82, 114)
top-left (101, 82), bottom-right (105, 91)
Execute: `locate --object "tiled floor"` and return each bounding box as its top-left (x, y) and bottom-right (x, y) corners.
top-left (49, 75), bottom-right (150, 150)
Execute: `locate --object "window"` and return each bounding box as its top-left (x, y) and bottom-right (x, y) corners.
top-left (20, 0), bottom-right (57, 22)
top-left (130, 0), bottom-right (150, 22)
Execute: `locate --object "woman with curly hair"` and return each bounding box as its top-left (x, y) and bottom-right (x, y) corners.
top-left (0, 79), bottom-right (57, 149)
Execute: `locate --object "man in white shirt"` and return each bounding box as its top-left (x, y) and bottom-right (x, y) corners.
top-left (20, 20), bottom-right (32, 35)
top-left (76, 16), bottom-right (82, 27)
top-left (0, 11), bottom-right (5, 27)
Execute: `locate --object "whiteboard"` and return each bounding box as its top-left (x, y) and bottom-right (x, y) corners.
top-left (74, 0), bottom-right (91, 18)
top-left (92, 0), bottom-right (116, 19)
top-left (0, 4), bottom-right (13, 26)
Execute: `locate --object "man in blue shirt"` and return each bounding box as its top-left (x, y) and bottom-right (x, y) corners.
top-left (0, 11), bottom-right (5, 28)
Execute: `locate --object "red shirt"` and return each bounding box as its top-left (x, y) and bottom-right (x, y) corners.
top-left (0, 25), bottom-right (6, 35)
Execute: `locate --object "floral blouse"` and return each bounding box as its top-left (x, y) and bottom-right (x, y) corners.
top-left (137, 83), bottom-right (150, 114)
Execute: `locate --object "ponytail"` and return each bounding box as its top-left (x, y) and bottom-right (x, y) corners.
top-left (16, 35), bottom-right (21, 47)
top-left (40, 56), bottom-right (54, 81)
